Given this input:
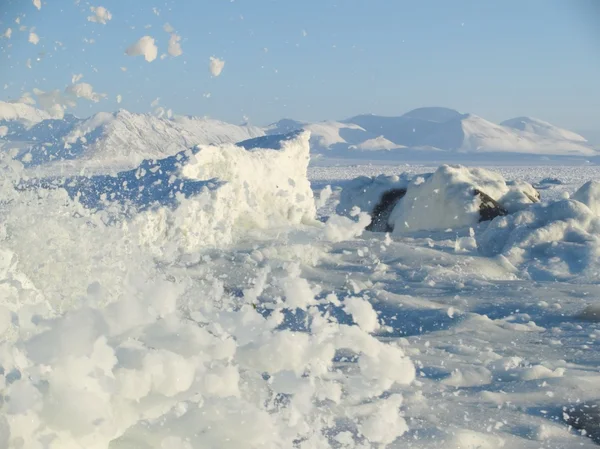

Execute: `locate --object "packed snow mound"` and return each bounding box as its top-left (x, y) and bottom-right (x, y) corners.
top-left (337, 165), bottom-right (539, 233)
top-left (349, 135), bottom-right (402, 151)
top-left (9, 109), bottom-right (265, 173)
top-left (401, 106), bottom-right (462, 123)
top-left (0, 100), bottom-right (52, 127)
top-left (424, 114), bottom-right (596, 155)
top-left (570, 180), bottom-right (600, 215)
top-left (501, 116), bottom-right (588, 143)
top-left (478, 193), bottom-right (600, 282)
top-left (19, 131), bottom-right (316, 254)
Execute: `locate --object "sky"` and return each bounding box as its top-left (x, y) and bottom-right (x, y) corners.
top-left (0, 0), bottom-right (599, 129)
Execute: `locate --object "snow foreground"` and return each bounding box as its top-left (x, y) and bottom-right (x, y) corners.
top-left (2, 133), bottom-right (600, 448)
top-left (0, 131), bottom-right (416, 448)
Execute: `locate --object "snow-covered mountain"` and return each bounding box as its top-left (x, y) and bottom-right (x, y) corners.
top-left (500, 116), bottom-right (588, 143)
top-left (0, 102), bottom-right (264, 173)
top-left (1, 101), bottom-right (597, 168)
top-left (342, 109), bottom-right (595, 155)
top-left (421, 113), bottom-right (596, 155)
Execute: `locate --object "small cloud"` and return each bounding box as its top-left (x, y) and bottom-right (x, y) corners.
top-left (28, 32), bottom-right (39, 45)
top-left (33, 0), bottom-right (41, 10)
top-left (209, 56), bottom-right (225, 77)
top-left (125, 36), bottom-right (158, 62)
top-left (168, 33), bottom-right (182, 57)
top-left (65, 82), bottom-right (107, 103)
top-left (87, 6), bottom-right (112, 24)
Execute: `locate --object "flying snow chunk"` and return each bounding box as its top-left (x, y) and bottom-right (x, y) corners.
top-left (209, 56), bottom-right (225, 77)
top-left (168, 33), bottom-right (182, 57)
top-left (125, 36), bottom-right (158, 62)
top-left (65, 83), bottom-right (106, 103)
top-left (3, 28), bottom-right (12, 39)
top-left (116, 94), bottom-right (122, 104)
top-left (28, 32), bottom-right (39, 45)
top-left (163, 22), bottom-right (174, 33)
top-left (33, 0), bottom-right (41, 10)
top-left (87, 6), bottom-right (112, 24)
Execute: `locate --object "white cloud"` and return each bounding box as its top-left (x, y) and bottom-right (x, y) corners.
top-left (163, 22), bottom-right (174, 33)
top-left (125, 36), bottom-right (158, 62)
top-left (65, 82), bottom-right (106, 103)
top-left (28, 32), bottom-right (39, 45)
top-left (33, 0), bottom-right (41, 10)
top-left (209, 56), bottom-right (225, 77)
top-left (3, 28), bottom-right (12, 39)
top-left (168, 33), bottom-right (182, 57)
top-left (33, 88), bottom-right (76, 118)
top-left (87, 6), bottom-right (112, 24)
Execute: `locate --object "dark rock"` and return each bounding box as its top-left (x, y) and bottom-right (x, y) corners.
top-left (365, 188), bottom-right (406, 232)
top-left (474, 189), bottom-right (508, 222)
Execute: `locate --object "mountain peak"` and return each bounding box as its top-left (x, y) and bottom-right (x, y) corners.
top-left (402, 107), bottom-right (462, 123)
top-left (501, 116), bottom-right (587, 142)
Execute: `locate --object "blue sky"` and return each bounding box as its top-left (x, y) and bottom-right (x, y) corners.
top-left (0, 0), bottom-right (599, 129)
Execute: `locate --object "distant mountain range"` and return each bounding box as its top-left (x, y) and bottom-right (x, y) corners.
top-left (0, 102), bottom-right (597, 174)
top-left (267, 107), bottom-right (595, 156)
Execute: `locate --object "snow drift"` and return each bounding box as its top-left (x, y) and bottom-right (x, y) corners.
top-left (337, 165), bottom-right (539, 233)
top-left (478, 180), bottom-right (600, 282)
top-left (18, 130), bottom-right (316, 255)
